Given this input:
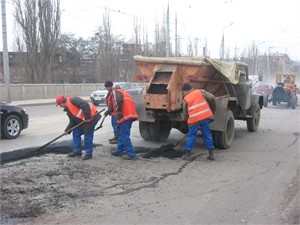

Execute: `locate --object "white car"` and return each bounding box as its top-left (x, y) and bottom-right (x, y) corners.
top-left (90, 82), bottom-right (142, 106)
top-left (90, 87), bottom-right (108, 105)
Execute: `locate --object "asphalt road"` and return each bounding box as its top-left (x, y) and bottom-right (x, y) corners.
top-left (0, 104), bottom-right (165, 153)
top-left (0, 103), bottom-right (299, 224)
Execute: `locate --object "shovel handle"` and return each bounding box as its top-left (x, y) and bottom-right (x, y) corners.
top-left (36, 108), bottom-right (105, 151)
top-left (174, 134), bottom-right (188, 148)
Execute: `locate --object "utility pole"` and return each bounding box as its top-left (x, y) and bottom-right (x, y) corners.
top-left (220, 23), bottom-right (233, 60)
top-left (267, 47), bottom-right (274, 84)
top-left (221, 32), bottom-right (224, 60)
top-left (166, 1), bottom-right (170, 57)
top-left (175, 13), bottom-right (178, 56)
top-left (1, 0), bottom-right (11, 103)
top-left (255, 41), bottom-right (265, 75)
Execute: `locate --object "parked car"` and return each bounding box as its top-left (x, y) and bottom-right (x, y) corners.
top-left (1, 102), bottom-right (29, 139)
top-left (255, 84), bottom-right (274, 95)
top-left (90, 82), bottom-right (142, 106)
top-left (254, 84), bottom-right (274, 107)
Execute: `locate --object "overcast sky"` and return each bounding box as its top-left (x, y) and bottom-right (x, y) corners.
top-left (2, 0), bottom-right (300, 60)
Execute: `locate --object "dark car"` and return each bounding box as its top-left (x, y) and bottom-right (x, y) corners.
top-left (0, 102), bottom-right (29, 139)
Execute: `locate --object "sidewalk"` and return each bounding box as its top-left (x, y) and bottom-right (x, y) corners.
top-left (11, 96), bottom-right (90, 107)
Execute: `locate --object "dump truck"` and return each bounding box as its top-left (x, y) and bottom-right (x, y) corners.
top-left (133, 56), bottom-right (264, 149)
top-left (269, 72), bottom-right (298, 109)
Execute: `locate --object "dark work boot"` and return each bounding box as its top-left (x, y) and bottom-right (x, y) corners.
top-left (182, 151), bottom-right (192, 161)
top-left (122, 155), bottom-right (137, 160)
top-left (109, 133), bottom-right (118, 144)
top-left (109, 137), bottom-right (118, 144)
top-left (68, 152), bottom-right (82, 158)
top-left (82, 155), bottom-right (92, 160)
top-left (207, 150), bottom-right (215, 161)
top-left (108, 136), bottom-right (115, 141)
top-left (111, 151), bottom-right (123, 157)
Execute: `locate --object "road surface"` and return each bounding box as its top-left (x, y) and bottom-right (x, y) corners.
top-left (0, 104), bottom-right (299, 225)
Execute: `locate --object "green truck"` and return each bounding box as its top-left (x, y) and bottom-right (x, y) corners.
top-left (133, 56), bottom-right (264, 149)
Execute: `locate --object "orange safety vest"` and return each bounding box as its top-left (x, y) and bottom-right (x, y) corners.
top-left (110, 89), bottom-right (138, 124)
top-left (66, 97), bottom-right (97, 121)
top-left (106, 89), bottom-right (117, 117)
top-left (184, 89), bottom-right (213, 124)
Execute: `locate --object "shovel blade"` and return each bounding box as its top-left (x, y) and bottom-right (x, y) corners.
top-left (159, 143), bottom-right (175, 152)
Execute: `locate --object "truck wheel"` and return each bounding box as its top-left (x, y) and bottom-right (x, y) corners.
top-left (214, 110), bottom-right (235, 149)
top-left (212, 131), bottom-right (221, 148)
top-left (247, 103), bottom-right (260, 132)
top-left (149, 121), bottom-right (171, 142)
top-left (291, 95), bottom-right (297, 109)
top-left (139, 121), bottom-right (151, 140)
top-left (263, 94), bottom-right (268, 107)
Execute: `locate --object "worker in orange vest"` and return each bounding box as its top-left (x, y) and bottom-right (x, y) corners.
top-left (105, 88), bottom-right (138, 160)
top-left (103, 81), bottom-right (119, 144)
top-left (56, 95), bottom-right (101, 160)
top-left (181, 83), bottom-right (215, 161)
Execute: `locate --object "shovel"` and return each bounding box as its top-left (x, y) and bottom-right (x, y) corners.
top-left (36, 108), bottom-right (105, 152)
top-left (94, 113), bottom-right (107, 131)
top-left (158, 133), bottom-right (188, 152)
top-left (142, 134), bottom-right (188, 159)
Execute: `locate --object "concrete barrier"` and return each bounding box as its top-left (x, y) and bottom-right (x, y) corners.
top-left (0, 83), bottom-right (146, 101)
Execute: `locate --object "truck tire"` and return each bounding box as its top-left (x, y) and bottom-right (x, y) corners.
top-left (272, 86), bottom-right (286, 103)
top-left (213, 110), bottom-right (235, 149)
top-left (263, 94), bottom-right (268, 107)
top-left (149, 121), bottom-right (171, 142)
top-left (247, 103), bottom-right (260, 132)
top-left (139, 121), bottom-right (151, 140)
top-left (291, 95), bottom-right (297, 109)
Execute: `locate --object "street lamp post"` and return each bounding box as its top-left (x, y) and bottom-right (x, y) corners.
top-left (255, 41), bottom-right (265, 75)
top-left (220, 22), bottom-right (233, 60)
top-left (267, 47), bottom-right (274, 84)
top-left (1, 0), bottom-right (11, 103)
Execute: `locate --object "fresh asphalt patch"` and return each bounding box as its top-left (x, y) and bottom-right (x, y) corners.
top-left (0, 140), bottom-right (103, 165)
top-left (1, 141), bottom-right (184, 165)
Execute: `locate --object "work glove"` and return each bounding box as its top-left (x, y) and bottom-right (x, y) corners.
top-left (117, 112), bottom-right (123, 119)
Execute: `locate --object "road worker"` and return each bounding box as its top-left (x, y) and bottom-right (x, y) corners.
top-left (104, 86), bottom-right (138, 160)
top-left (181, 83), bottom-right (215, 161)
top-left (103, 81), bottom-right (119, 144)
top-left (56, 95), bottom-right (101, 160)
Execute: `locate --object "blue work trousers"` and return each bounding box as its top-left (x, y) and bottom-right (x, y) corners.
top-left (117, 119), bottom-right (136, 158)
top-left (111, 116), bottom-right (119, 136)
top-left (72, 126), bottom-right (94, 156)
top-left (185, 119), bottom-right (214, 152)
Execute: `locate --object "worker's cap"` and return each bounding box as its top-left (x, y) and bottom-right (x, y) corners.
top-left (56, 95), bottom-right (64, 106)
top-left (182, 83), bottom-right (192, 91)
top-left (104, 81), bottom-right (113, 87)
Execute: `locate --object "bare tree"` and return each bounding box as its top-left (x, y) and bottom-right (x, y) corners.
top-left (13, 0), bottom-right (60, 83)
top-left (55, 34), bottom-right (82, 82)
top-left (154, 22), bottom-right (166, 57)
top-left (95, 9), bottom-right (132, 82)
